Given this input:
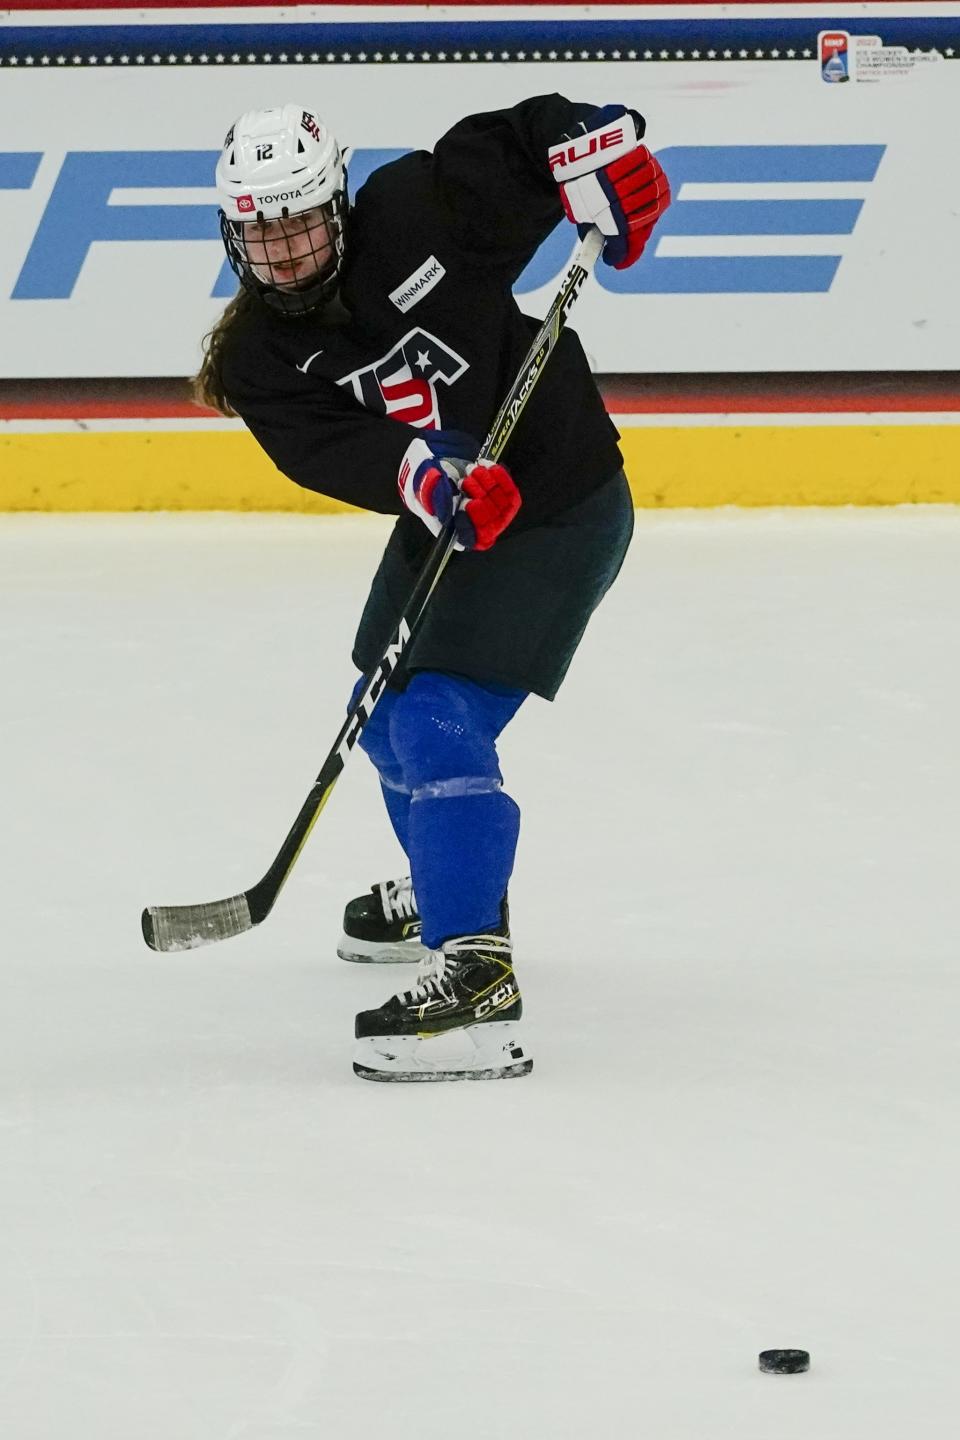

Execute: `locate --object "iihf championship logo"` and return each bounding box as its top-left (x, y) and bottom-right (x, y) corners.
top-left (337, 329), bottom-right (469, 429)
top-left (819, 31), bottom-right (851, 82)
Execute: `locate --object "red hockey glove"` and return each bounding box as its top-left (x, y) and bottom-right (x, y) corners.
top-left (548, 104), bottom-right (670, 270)
top-left (398, 432), bottom-right (521, 551)
top-left (457, 461), bottom-right (522, 551)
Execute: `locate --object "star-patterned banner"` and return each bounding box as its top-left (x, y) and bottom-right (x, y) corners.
top-left (0, 15), bottom-right (957, 68)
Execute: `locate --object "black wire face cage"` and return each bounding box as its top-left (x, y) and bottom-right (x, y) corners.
top-left (220, 193), bottom-right (347, 316)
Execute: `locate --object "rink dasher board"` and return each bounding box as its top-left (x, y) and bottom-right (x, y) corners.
top-left (3, 411), bottom-right (960, 510)
top-left (0, 5), bottom-right (958, 376)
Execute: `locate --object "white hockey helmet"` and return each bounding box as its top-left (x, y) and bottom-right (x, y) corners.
top-left (216, 103), bottom-right (347, 314)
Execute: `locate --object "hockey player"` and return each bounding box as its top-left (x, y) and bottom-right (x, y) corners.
top-left (197, 95), bottom-right (670, 1081)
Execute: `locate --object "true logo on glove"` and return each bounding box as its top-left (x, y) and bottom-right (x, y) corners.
top-left (548, 128), bottom-right (624, 172)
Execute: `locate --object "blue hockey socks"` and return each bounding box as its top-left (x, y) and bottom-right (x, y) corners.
top-left (352, 670), bottom-right (526, 947)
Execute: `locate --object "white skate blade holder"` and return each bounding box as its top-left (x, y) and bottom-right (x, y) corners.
top-left (336, 932), bottom-right (428, 964)
top-left (354, 1021), bottom-right (532, 1082)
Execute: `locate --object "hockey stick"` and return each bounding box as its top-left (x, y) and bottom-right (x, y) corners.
top-left (142, 226), bottom-right (604, 952)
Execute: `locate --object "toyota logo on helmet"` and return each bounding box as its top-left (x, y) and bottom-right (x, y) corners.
top-left (216, 103), bottom-right (343, 221)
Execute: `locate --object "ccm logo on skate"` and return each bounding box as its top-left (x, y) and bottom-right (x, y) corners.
top-left (475, 981), bottom-right (517, 1020)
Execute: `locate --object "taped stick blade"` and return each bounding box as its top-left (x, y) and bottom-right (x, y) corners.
top-left (142, 893), bottom-right (253, 952)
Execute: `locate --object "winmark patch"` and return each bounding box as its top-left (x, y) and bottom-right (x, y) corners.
top-left (389, 255), bottom-right (446, 313)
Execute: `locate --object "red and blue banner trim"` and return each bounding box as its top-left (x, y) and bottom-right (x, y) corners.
top-left (1, 16), bottom-right (957, 67)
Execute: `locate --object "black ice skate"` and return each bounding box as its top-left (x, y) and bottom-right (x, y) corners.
top-left (337, 875), bottom-right (427, 964)
top-left (353, 926), bottom-right (532, 1082)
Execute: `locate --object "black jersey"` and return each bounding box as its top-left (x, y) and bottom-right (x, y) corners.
top-left (220, 94), bottom-right (625, 557)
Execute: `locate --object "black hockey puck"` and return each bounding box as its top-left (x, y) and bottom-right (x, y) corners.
top-left (759, 1349), bottom-right (810, 1374)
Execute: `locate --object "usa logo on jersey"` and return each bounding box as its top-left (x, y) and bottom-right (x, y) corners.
top-left (337, 328), bottom-right (468, 429)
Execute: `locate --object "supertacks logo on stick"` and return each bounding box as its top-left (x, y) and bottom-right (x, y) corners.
top-left (216, 103), bottom-right (348, 316)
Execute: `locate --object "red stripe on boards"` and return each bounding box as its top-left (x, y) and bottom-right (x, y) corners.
top-left (5, 1), bottom-right (782, 10)
top-left (3, 376), bottom-right (960, 421)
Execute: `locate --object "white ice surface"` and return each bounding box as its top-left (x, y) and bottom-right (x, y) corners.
top-left (1, 509), bottom-right (958, 1439)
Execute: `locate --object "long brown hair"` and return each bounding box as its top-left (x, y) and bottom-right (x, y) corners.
top-left (192, 289), bottom-right (257, 417)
